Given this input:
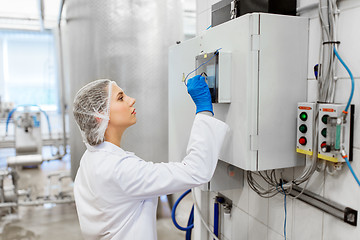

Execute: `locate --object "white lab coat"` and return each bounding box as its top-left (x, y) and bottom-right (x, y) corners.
top-left (74, 114), bottom-right (229, 240)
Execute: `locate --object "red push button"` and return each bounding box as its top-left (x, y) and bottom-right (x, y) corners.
top-left (299, 137), bottom-right (307, 145)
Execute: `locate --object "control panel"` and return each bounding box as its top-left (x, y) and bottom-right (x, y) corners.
top-left (318, 104), bottom-right (354, 163)
top-left (296, 102), bottom-right (316, 156)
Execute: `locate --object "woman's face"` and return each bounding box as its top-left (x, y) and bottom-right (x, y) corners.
top-left (108, 83), bottom-right (136, 129)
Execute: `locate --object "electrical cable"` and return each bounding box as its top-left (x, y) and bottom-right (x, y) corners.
top-left (333, 46), bottom-right (354, 113)
top-left (185, 206), bottom-right (194, 240)
top-left (330, 1), bottom-right (358, 185)
top-left (293, 174), bottom-right (312, 199)
top-left (280, 182), bottom-right (287, 240)
top-left (5, 108), bottom-right (17, 135)
top-left (247, 105), bottom-right (319, 199)
top-left (245, 0), bottom-right (333, 201)
top-left (318, 0), bottom-right (338, 104)
top-left (183, 48), bottom-right (222, 86)
top-left (213, 201), bottom-right (219, 239)
top-left (191, 189), bottom-right (220, 240)
top-left (343, 157), bottom-right (360, 187)
top-left (171, 189), bottom-right (194, 231)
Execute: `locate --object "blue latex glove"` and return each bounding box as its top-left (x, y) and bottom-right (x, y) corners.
top-left (187, 75), bottom-right (213, 115)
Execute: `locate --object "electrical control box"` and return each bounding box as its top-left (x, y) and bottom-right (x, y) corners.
top-left (296, 102), bottom-right (317, 156)
top-left (169, 13), bottom-right (308, 171)
top-left (195, 51), bottom-right (231, 103)
top-left (318, 104), bottom-right (354, 163)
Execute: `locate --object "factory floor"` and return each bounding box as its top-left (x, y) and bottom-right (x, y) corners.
top-left (0, 147), bottom-right (190, 240)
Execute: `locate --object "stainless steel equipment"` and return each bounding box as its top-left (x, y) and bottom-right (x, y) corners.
top-left (13, 109), bottom-right (42, 155)
top-left (62, 0), bottom-right (184, 179)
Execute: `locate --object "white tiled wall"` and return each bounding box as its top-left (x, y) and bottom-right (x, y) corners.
top-left (196, 0), bottom-right (360, 239)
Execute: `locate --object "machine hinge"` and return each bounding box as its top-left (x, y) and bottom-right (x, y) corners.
top-left (250, 135), bottom-right (259, 151)
top-left (250, 13), bottom-right (260, 51)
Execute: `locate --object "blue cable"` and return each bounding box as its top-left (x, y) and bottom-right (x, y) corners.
top-left (5, 108), bottom-right (17, 134)
top-left (184, 48), bottom-right (222, 86)
top-left (334, 47), bottom-right (360, 187)
top-left (171, 189), bottom-right (194, 231)
top-left (185, 206), bottom-right (194, 240)
top-left (206, 25), bottom-right (212, 30)
top-left (39, 108), bottom-right (52, 137)
top-left (280, 183), bottom-right (287, 240)
top-left (213, 201), bottom-right (219, 239)
top-left (344, 157), bottom-right (360, 187)
top-left (333, 46), bottom-right (354, 113)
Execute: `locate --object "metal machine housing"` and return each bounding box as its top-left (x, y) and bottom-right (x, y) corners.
top-left (169, 13), bottom-right (309, 171)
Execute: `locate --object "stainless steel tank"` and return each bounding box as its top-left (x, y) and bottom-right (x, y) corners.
top-left (62, 0), bottom-right (184, 179)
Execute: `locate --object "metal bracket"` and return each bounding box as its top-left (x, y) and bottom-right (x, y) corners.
top-left (215, 193), bottom-right (233, 214)
top-left (289, 185), bottom-right (357, 226)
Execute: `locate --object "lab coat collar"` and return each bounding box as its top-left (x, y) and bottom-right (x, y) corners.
top-left (86, 141), bottom-right (128, 155)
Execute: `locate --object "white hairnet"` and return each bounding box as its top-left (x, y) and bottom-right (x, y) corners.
top-left (73, 79), bottom-right (115, 146)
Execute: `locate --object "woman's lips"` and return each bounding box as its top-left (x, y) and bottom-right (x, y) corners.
top-left (132, 109), bottom-right (136, 114)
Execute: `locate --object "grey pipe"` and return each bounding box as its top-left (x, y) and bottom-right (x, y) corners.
top-left (19, 199), bottom-right (75, 206)
top-left (37, 0), bottom-right (44, 31)
top-left (58, 0), bottom-right (66, 26)
top-left (0, 199), bottom-right (75, 208)
top-left (57, 0), bottom-right (67, 157)
top-left (296, 3), bottom-right (318, 14)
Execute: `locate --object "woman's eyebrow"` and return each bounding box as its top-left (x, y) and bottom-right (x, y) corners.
top-left (116, 91), bottom-right (124, 98)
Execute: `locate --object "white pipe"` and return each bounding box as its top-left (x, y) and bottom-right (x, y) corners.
top-left (7, 153), bottom-right (65, 167)
top-left (7, 154), bottom-right (43, 167)
top-left (0, 202), bottom-right (17, 208)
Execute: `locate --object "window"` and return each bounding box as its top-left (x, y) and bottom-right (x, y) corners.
top-left (0, 30), bottom-right (58, 111)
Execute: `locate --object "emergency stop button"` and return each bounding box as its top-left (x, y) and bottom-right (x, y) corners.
top-left (299, 137), bottom-right (307, 146)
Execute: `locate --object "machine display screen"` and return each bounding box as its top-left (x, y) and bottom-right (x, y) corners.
top-left (195, 52), bottom-right (219, 103)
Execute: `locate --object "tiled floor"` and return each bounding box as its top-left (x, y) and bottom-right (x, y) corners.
top-left (0, 147), bottom-right (82, 240)
top-left (0, 147), bottom-right (189, 240)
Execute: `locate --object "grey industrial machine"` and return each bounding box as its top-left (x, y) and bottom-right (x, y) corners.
top-left (211, 0), bottom-right (297, 27)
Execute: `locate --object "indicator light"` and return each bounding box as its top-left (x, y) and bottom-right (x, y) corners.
top-left (299, 124), bottom-right (307, 133)
top-left (321, 115), bottom-right (329, 124)
top-left (321, 128), bottom-right (327, 137)
top-left (299, 137), bottom-right (307, 145)
top-left (299, 112), bottom-right (308, 121)
top-left (321, 141), bottom-right (331, 152)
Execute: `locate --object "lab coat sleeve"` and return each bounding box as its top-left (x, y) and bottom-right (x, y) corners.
top-left (113, 114), bottom-right (229, 198)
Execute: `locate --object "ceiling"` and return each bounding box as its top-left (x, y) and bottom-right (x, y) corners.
top-left (0, 0), bottom-right (61, 31)
top-left (0, 0), bottom-right (195, 32)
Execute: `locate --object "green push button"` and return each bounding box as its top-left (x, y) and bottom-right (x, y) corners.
top-left (299, 124), bottom-right (307, 133)
top-left (321, 128), bottom-right (327, 137)
top-left (321, 115), bottom-right (329, 124)
top-left (299, 112), bottom-right (308, 121)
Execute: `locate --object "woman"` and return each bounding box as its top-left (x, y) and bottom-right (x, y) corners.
top-left (73, 75), bottom-right (228, 240)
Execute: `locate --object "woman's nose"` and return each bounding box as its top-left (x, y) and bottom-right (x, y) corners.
top-left (130, 98), bottom-right (136, 107)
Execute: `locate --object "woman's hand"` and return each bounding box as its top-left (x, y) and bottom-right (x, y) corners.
top-left (186, 75), bottom-right (214, 115)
